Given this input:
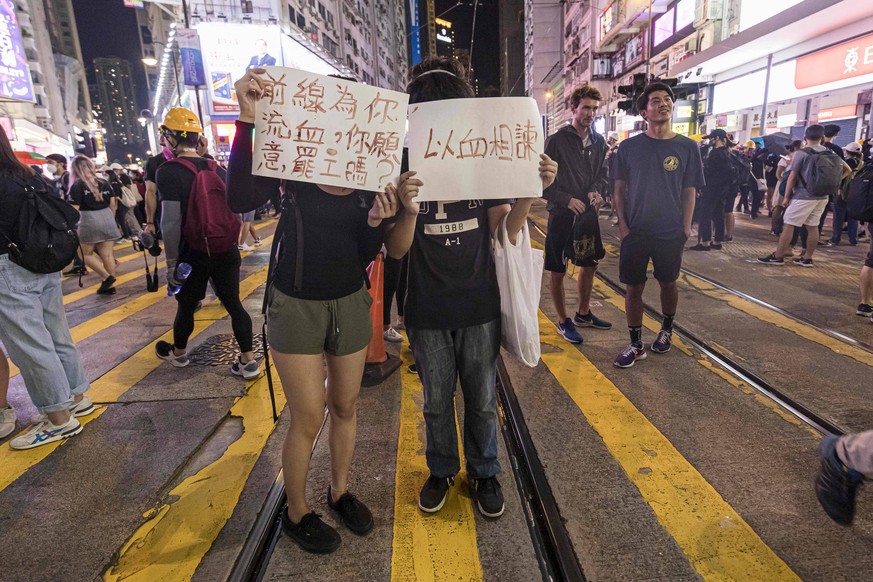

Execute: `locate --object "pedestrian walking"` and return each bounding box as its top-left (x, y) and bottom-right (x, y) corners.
top-left (857, 223), bottom-right (873, 318)
top-left (611, 82), bottom-right (704, 368)
top-left (68, 156), bottom-right (120, 294)
top-left (542, 84), bottom-right (611, 344)
top-left (758, 124), bottom-right (851, 267)
top-left (0, 129), bottom-right (93, 449)
top-left (689, 129), bottom-right (733, 251)
top-left (829, 142), bottom-right (864, 246)
top-left (385, 56), bottom-right (557, 518)
top-left (152, 107), bottom-right (259, 379)
top-left (227, 69), bottom-right (400, 554)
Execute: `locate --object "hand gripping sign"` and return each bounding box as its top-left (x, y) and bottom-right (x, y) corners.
top-left (407, 97), bottom-right (544, 202)
top-left (253, 66), bottom-right (409, 192)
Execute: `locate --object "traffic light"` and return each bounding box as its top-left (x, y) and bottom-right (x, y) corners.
top-left (617, 73), bottom-right (649, 116)
top-left (654, 77), bottom-right (695, 101)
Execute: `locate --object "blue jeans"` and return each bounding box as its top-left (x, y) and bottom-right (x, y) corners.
top-left (831, 201), bottom-right (859, 244)
top-left (407, 318), bottom-right (501, 480)
top-left (0, 255), bottom-right (89, 414)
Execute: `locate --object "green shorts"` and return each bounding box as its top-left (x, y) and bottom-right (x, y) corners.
top-left (267, 285), bottom-right (374, 356)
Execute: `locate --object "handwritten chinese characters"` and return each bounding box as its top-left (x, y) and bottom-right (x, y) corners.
top-left (253, 66), bottom-right (409, 192)
top-left (407, 97), bottom-right (544, 202)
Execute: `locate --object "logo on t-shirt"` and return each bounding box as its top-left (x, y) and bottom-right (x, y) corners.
top-left (663, 156), bottom-right (679, 172)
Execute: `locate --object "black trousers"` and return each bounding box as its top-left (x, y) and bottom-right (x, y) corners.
top-left (174, 248), bottom-right (253, 352)
top-left (697, 194), bottom-right (725, 243)
top-left (383, 254), bottom-right (409, 326)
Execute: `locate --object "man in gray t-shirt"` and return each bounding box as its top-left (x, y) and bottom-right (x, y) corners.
top-left (759, 124), bottom-right (850, 267)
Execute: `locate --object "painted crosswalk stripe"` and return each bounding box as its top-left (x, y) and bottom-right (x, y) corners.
top-left (390, 344), bottom-right (483, 582)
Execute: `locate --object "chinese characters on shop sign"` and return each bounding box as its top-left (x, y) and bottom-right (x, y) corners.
top-left (253, 66), bottom-right (409, 192)
top-left (407, 97), bottom-right (544, 202)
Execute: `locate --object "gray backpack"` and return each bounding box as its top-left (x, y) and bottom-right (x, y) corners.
top-left (798, 147), bottom-right (843, 197)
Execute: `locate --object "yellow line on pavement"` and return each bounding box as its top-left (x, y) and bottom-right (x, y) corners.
top-left (537, 310), bottom-right (800, 581)
top-left (0, 266), bottom-right (269, 493)
top-left (390, 344), bottom-right (483, 582)
top-left (103, 368), bottom-right (285, 581)
top-left (6, 234), bottom-right (275, 379)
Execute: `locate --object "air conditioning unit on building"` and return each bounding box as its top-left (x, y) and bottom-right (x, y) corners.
top-left (694, 0), bottom-right (723, 27)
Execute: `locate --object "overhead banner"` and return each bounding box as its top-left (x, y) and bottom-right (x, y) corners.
top-left (177, 28), bottom-right (206, 87)
top-left (0, 0), bottom-right (33, 103)
top-left (253, 66), bottom-right (408, 192)
top-left (407, 97), bottom-right (544, 202)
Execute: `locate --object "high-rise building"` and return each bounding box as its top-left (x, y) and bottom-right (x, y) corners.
top-left (498, 0), bottom-right (525, 97)
top-left (93, 57), bottom-right (144, 159)
top-left (524, 0), bottom-right (562, 113)
top-left (434, 17), bottom-right (453, 58)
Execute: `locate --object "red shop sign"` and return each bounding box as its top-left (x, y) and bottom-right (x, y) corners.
top-left (815, 104), bottom-right (858, 121)
top-left (795, 33), bottom-right (873, 90)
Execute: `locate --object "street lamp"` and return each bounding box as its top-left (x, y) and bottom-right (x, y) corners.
top-left (142, 57), bottom-right (158, 67)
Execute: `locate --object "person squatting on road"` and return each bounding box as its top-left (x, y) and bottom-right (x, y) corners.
top-left (227, 69), bottom-right (401, 554)
top-left (816, 431), bottom-right (871, 526)
top-left (384, 56), bottom-right (557, 519)
top-left (0, 127), bottom-right (94, 449)
top-left (152, 107), bottom-right (259, 379)
top-left (611, 82), bottom-right (705, 369)
top-left (542, 84), bottom-right (612, 345)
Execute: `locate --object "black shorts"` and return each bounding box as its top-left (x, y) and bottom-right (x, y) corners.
top-left (724, 195), bottom-right (736, 213)
top-left (619, 233), bottom-right (687, 285)
top-left (544, 209), bottom-right (601, 272)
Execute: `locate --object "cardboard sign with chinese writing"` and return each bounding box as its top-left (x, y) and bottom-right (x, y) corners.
top-left (253, 66), bottom-right (409, 192)
top-left (407, 97), bottom-right (544, 202)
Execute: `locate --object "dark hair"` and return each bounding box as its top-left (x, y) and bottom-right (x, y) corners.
top-left (823, 124), bottom-right (841, 138)
top-left (0, 125), bottom-right (34, 179)
top-left (787, 139), bottom-right (803, 152)
top-left (165, 129), bottom-right (200, 149)
top-left (407, 56), bottom-right (475, 104)
top-left (805, 124), bottom-right (825, 142)
top-left (568, 85), bottom-right (602, 109)
top-left (46, 153), bottom-right (67, 166)
top-left (636, 82), bottom-right (675, 113)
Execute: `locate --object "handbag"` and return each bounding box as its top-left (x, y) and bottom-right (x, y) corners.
top-left (564, 208), bottom-right (606, 264)
top-left (492, 216), bottom-right (543, 367)
top-left (756, 177), bottom-right (767, 191)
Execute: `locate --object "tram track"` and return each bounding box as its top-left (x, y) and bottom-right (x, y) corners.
top-left (530, 219), bottom-right (848, 437)
top-left (227, 358), bottom-right (586, 582)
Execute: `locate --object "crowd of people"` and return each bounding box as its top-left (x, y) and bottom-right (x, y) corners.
top-left (0, 55), bottom-right (869, 557)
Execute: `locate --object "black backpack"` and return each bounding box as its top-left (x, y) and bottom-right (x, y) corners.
top-left (846, 165), bottom-right (873, 222)
top-left (798, 147), bottom-right (844, 197)
top-left (1, 174), bottom-right (81, 274)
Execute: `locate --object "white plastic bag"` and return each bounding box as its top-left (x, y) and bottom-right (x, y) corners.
top-left (493, 216), bottom-right (543, 367)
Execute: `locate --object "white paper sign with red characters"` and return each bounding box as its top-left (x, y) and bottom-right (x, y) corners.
top-left (253, 66), bottom-right (409, 192)
top-left (407, 97), bottom-right (544, 202)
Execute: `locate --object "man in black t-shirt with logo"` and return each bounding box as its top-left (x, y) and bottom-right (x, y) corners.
top-left (611, 82), bottom-right (704, 368)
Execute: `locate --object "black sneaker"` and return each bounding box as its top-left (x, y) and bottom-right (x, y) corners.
top-left (815, 435), bottom-right (865, 526)
top-left (793, 257), bottom-right (813, 268)
top-left (688, 243), bottom-right (711, 251)
top-left (574, 310), bottom-right (612, 329)
top-left (327, 487), bottom-right (373, 535)
top-left (856, 304), bottom-right (873, 316)
top-left (407, 363), bottom-right (418, 374)
top-left (474, 477), bottom-right (505, 518)
top-left (757, 253), bottom-right (784, 265)
top-left (97, 276), bottom-right (116, 295)
top-left (709, 243), bottom-right (723, 250)
top-left (418, 475), bottom-right (453, 513)
top-left (279, 508), bottom-right (341, 554)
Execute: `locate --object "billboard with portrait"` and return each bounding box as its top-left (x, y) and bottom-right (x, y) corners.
top-left (280, 34), bottom-right (340, 78)
top-left (0, 0), bottom-right (33, 103)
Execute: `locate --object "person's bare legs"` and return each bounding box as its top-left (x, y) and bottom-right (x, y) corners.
top-left (550, 271), bottom-right (568, 321)
top-left (0, 352), bottom-right (9, 409)
top-left (238, 221), bottom-right (254, 246)
top-left (324, 347), bottom-right (368, 500)
top-left (576, 266), bottom-right (597, 316)
top-left (725, 211), bottom-right (735, 238)
top-left (774, 224), bottom-right (795, 258)
top-left (95, 240), bottom-right (116, 277)
top-left (659, 280), bottom-right (678, 316)
top-left (272, 350), bottom-right (328, 523)
top-left (80, 242), bottom-right (109, 280)
top-left (625, 283), bottom-right (646, 328)
top-left (804, 224), bottom-right (820, 260)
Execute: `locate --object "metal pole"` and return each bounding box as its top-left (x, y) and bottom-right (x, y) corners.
top-left (645, 0), bottom-right (653, 78)
top-left (759, 53), bottom-right (773, 137)
top-left (171, 48), bottom-right (182, 106)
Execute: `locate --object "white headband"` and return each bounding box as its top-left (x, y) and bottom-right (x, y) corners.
top-left (414, 69), bottom-right (458, 80)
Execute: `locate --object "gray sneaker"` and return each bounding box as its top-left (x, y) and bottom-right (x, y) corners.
top-left (0, 406), bottom-right (16, 439)
top-left (231, 357), bottom-right (261, 380)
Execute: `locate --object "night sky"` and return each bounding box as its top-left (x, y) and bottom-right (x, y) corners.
top-left (434, 0), bottom-right (500, 92)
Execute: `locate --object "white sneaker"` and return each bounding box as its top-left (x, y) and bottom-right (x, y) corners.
top-left (384, 327), bottom-right (403, 343)
top-left (70, 395), bottom-right (95, 417)
top-left (0, 406), bottom-right (16, 439)
top-left (10, 416), bottom-right (82, 450)
top-left (239, 243), bottom-right (254, 252)
top-left (231, 357), bottom-right (261, 380)
top-left (253, 238), bottom-right (263, 247)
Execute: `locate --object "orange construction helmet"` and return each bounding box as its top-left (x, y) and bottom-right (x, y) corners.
top-left (160, 107), bottom-right (203, 135)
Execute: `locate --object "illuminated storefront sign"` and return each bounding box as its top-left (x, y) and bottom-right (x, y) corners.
top-left (600, 2), bottom-right (619, 41)
top-left (816, 104), bottom-right (858, 122)
top-left (0, 0), bottom-right (34, 103)
top-left (795, 32), bottom-right (873, 90)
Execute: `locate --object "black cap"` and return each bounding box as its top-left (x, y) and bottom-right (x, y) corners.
top-left (704, 129), bottom-right (729, 140)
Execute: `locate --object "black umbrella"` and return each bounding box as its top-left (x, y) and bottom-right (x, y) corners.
top-left (761, 132), bottom-right (792, 156)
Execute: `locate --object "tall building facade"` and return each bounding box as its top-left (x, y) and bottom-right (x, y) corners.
top-left (93, 57), bottom-right (144, 159)
top-left (498, 0), bottom-right (524, 97)
top-left (524, 0), bottom-right (562, 115)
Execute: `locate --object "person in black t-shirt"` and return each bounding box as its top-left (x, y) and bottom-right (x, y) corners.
top-left (152, 107), bottom-right (259, 384)
top-left (385, 57), bottom-right (557, 519)
top-left (611, 82), bottom-right (704, 369)
top-left (144, 139), bottom-right (169, 238)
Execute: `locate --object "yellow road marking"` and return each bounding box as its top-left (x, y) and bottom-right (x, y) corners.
top-left (62, 219), bottom-right (276, 306)
top-left (103, 369), bottom-right (285, 581)
top-left (537, 310), bottom-right (800, 581)
top-left (6, 234), bottom-right (275, 379)
top-left (391, 344), bottom-right (483, 582)
top-left (0, 266), bottom-right (269, 493)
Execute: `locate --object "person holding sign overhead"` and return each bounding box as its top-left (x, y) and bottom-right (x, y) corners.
top-left (227, 68), bottom-right (401, 554)
top-left (384, 56), bottom-right (557, 519)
